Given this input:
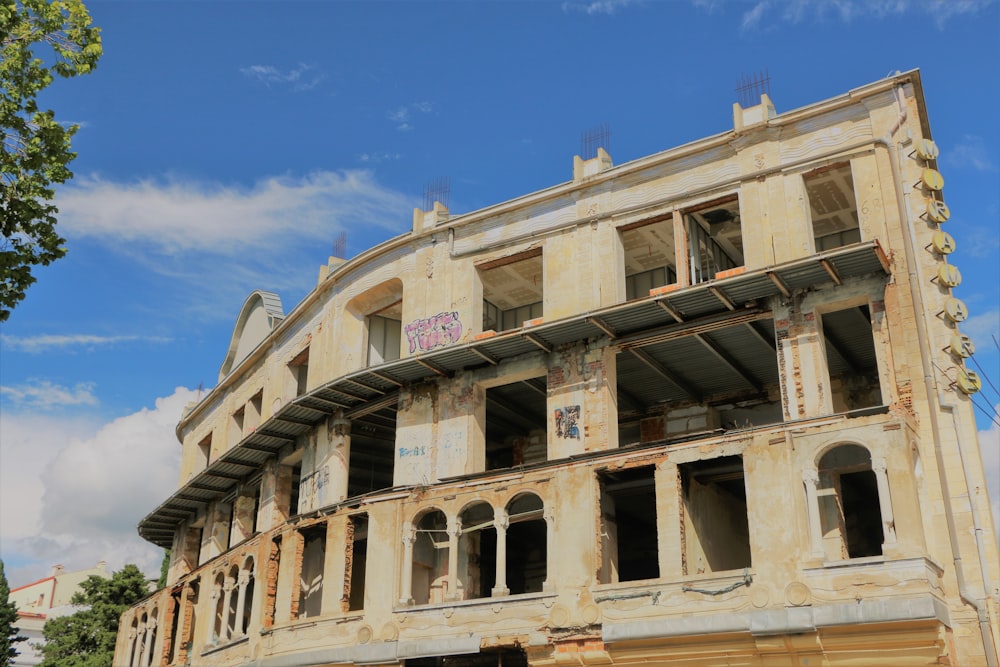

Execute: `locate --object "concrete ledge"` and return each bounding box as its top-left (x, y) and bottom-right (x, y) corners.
top-left (603, 594), bottom-right (949, 644)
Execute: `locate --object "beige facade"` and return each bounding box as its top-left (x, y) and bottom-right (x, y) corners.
top-left (117, 70), bottom-right (999, 667)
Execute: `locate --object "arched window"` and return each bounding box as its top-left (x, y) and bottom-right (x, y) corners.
top-left (212, 573), bottom-right (225, 644)
top-left (457, 502), bottom-right (496, 600)
top-left (505, 494), bottom-right (547, 594)
top-left (410, 509), bottom-right (450, 604)
top-left (811, 444), bottom-right (892, 559)
top-left (241, 557), bottom-right (256, 635)
top-left (225, 565), bottom-right (239, 638)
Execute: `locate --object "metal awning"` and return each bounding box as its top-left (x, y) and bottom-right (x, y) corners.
top-left (138, 241), bottom-right (889, 547)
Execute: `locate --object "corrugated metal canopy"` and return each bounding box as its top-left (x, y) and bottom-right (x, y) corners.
top-left (138, 242), bottom-right (889, 547)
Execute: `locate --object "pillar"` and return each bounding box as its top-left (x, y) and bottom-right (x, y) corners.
top-left (803, 467), bottom-right (825, 559)
top-left (872, 457), bottom-right (898, 546)
top-left (446, 515), bottom-right (461, 600)
top-left (233, 571), bottom-right (249, 637)
top-left (399, 525), bottom-right (416, 605)
top-left (491, 508), bottom-right (510, 597)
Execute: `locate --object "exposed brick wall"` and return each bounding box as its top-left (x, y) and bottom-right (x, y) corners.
top-left (263, 537), bottom-right (281, 628)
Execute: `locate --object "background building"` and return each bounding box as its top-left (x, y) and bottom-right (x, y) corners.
top-left (8, 562), bottom-right (109, 666)
top-left (116, 70), bottom-right (999, 667)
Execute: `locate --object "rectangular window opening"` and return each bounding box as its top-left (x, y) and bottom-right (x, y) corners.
top-left (485, 378), bottom-right (547, 471)
top-left (479, 250), bottom-right (543, 333)
top-left (298, 525), bottom-right (326, 619)
top-left (197, 434), bottom-right (212, 470)
top-left (684, 196), bottom-right (743, 285)
top-left (806, 163), bottom-right (860, 251)
top-left (621, 216), bottom-right (678, 300)
top-left (679, 455), bottom-right (751, 574)
top-left (598, 466), bottom-right (659, 583)
top-left (289, 347), bottom-right (310, 397)
top-left (367, 305), bottom-right (402, 365)
top-left (614, 320), bottom-right (782, 447)
top-left (348, 407), bottom-right (396, 497)
top-left (821, 305), bottom-right (882, 412)
top-left (345, 515), bottom-right (368, 611)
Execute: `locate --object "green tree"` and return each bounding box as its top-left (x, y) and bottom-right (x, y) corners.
top-left (0, 560), bottom-right (27, 667)
top-left (157, 549), bottom-right (170, 589)
top-left (0, 0), bottom-right (101, 321)
top-left (38, 564), bottom-right (149, 667)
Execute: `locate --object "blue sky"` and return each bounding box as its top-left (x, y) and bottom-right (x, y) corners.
top-left (1, 0), bottom-right (998, 587)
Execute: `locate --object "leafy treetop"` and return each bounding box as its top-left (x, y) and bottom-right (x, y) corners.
top-left (0, 0), bottom-right (101, 321)
top-left (0, 559), bottom-right (27, 667)
top-left (38, 564), bottom-right (149, 667)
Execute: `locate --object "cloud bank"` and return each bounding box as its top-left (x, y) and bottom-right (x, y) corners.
top-left (0, 387), bottom-right (199, 587)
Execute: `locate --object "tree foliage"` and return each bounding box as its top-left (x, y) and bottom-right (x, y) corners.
top-left (0, 0), bottom-right (101, 321)
top-left (38, 564), bottom-right (149, 667)
top-left (0, 560), bottom-right (27, 667)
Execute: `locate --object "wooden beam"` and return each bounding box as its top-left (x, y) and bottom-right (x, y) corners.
top-left (708, 286), bottom-right (737, 311)
top-left (523, 333), bottom-right (552, 353)
top-left (820, 259), bottom-right (842, 285)
top-left (766, 271), bottom-right (791, 297)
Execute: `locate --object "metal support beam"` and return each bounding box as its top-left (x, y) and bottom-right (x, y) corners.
top-left (708, 286), bottom-right (737, 311)
top-left (766, 271), bottom-right (791, 297)
top-left (523, 333), bottom-right (552, 353)
top-left (692, 333), bottom-right (762, 391)
top-left (629, 348), bottom-right (700, 400)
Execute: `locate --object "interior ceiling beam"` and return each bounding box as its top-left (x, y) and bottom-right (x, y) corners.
top-left (469, 347), bottom-right (499, 365)
top-left (616, 308), bottom-right (769, 350)
top-left (416, 357), bottom-right (449, 377)
top-left (708, 286), bottom-right (737, 311)
top-left (617, 385), bottom-right (646, 410)
top-left (822, 329), bottom-right (861, 374)
top-left (588, 316), bottom-right (617, 338)
top-left (692, 333), bottom-right (762, 391)
top-left (300, 394), bottom-right (349, 410)
top-left (342, 377), bottom-right (385, 395)
top-left (628, 348), bottom-right (701, 400)
top-left (345, 392), bottom-right (400, 420)
top-left (656, 300), bottom-right (685, 323)
top-left (522, 332), bottom-right (552, 353)
top-left (519, 379), bottom-right (547, 397)
top-left (486, 394), bottom-right (544, 431)
top-left (766, 271), bottom-right (791, 297)
top-left (820, 258), bottom-right (842, 285)
top-left (368, 370), bottom-right (404, 387)
top-left (744, 321), bottom-right (777, 351)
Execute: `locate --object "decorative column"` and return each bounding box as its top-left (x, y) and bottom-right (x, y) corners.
top-left (233, 571), bottom-right (250, 637)
top-left (131, 620), bottom-right (145, 667)
top-left (803, 468), bottom-right (825, 559)
top-left (446, 516), bottom-right (461, 600)
top-left (398, 525), bottom-right (416, 606)
top-left (872, 457), bottom-right (898, 546)
top-left (491, 509), bottom-right (510, 597)
top-left (126, 625), bottom-right (138, 667)
top-left (140, 615), bottom-right (156, 667)
top-left (543, 507), bottom-right (555, 592)
top-left (206, 588), bottom-right (220, 646)
top-left (219, 577), bottom-right (235, 642)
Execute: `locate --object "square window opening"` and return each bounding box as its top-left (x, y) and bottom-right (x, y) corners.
top-left (805, 163), bottom-right (860, 251)
top-left (679, 455), bottom-right (751, 574)
top-left (620, 216), bottom-right (678, 300)
top-left (485, 378), bottom-right (547, 471)
top-left (821, 305), bottom-right (882, 412)
top-left (684, 196), bottom-right (743, 284)
top-left (598, 466), bottom-right (659, 583)
top-left (479, 250), bottom-right (543, 333)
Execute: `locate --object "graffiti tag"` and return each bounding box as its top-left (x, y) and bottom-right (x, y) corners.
top-left (405, 311), bottom-right (463, 353)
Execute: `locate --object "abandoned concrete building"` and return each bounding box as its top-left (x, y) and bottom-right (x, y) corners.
top-left (117, 69), bottom-right (999, 666)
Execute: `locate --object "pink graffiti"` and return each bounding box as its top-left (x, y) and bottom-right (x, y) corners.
top-left (405, 311), bottom-right (463, 353)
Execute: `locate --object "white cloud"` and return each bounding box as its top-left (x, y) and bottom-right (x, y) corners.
top-left (0, 387), bottom-right (198, 587)
top-left (0, 380), bottom-right (99, 410)
top-left (51, 169), bottom-right (414, 318)
top-left (58, 170), bottom-right (410, 255)
top-left (240, 63), bottom-right (324, 92)
top-left (962, 308), bottom-right (1000, 352)
top-left (359, 152), bottom-right (402, 164)
top-left (945, 135), bottom-right (998, 172)
top-left (735, 0), bottom-right (995, 29)
top-left (562, 0), bottom-right (637, 15)
top-left (1, 333), bottom-right (171, 353)
top-left (386, 102), bottom-right (433, 131)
